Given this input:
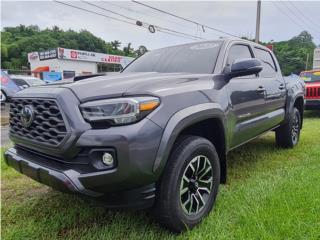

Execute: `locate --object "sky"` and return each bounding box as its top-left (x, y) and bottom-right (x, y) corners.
top-left (1, 0), bottom-right (320, 50)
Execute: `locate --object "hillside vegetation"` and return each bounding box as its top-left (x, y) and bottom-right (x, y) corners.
top-left (1, 25), bottom-right (140, 70)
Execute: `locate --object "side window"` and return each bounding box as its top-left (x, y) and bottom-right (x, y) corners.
top-left (254, 48), bottom-right (277, 77)
top-left (226, 44), bottom-right (255, 78)
top-left (226, 45), bottom-right (253, 66)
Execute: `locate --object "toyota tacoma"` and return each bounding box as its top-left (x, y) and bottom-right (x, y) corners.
top-left (4, 39), bottom-right (305, 232)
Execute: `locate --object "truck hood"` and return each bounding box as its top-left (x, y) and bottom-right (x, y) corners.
top-left (40, 72), bottom-right (214, 102)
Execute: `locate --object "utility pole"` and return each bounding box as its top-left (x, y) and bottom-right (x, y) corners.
top-left (255, 0), bottom-right (261, 43)
top-left (305, 53), bottom-right (309, 70)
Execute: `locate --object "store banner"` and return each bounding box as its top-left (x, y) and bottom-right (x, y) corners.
top-left (28, 49), bottom-right (58, 62)
top-left (57, 48), bottom-right (134, 67)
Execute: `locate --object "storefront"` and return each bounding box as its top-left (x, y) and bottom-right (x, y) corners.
top-left (28, 48), bottom-right (134, 81)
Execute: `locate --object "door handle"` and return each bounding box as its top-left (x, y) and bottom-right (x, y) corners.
top-left (256, 86), bottom-right (265, 93)
top-left (279, 83), bottom-right (285, 90)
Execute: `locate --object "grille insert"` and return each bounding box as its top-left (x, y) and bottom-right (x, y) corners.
top-left (9, 98), bottom-right (68, 146)
top-left (306, 86), bottom-right (320, 98)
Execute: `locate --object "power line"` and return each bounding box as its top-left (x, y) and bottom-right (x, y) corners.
top-left (280, 0), bottom-right (320, 36)
top-left (125, 1), bottom-right (220, 38)
top-left (54, 1), bottom-right (137, 26)
top-left (131, 0), bottom-right (240, 38)
top-left (106, 1), bottom-right (197, 32)
top-left (54, 1), bottom-right (204, 41)
top-left (286, 1), bottom-right (320, 31)
top-left (81, 0), bottom-right (137, 22)
top-left (79, 0), bottom-right (205, 40)
top-left (81, 0), bottom-right (205, 40)
top-left (271, 1), bottom-right (320, 43)
top-left (300, 2), bottom-right (320, 27)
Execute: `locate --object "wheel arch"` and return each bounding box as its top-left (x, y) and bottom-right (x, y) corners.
top-left (284, 89), bottom-right (304, 119)
top-left (153, 103), bottom-right (228, 183)
top-left (293, 96), bottom-right (304, 129)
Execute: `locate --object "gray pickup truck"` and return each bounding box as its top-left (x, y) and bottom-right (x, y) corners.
top-left (5, 38), bottom-right (305, 232)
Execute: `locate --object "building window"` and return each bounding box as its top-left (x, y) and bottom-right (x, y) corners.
top-left (63, 70), bottom-right (75, 79)
top-left (97, 63), bottom-right (122, 73)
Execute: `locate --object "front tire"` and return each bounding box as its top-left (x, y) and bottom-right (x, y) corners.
top-left (275, 107), bottom-right (301, 148)
top-left (154, 136), bottom-right (220, 232)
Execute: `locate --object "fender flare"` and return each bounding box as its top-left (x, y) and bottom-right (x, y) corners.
top-left (152, 103), bottom-right (227, 176)
top-left (285, 92), bottom-right (304, 122)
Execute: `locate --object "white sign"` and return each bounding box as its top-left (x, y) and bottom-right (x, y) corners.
top-left (57, 48), bottom-right (134, 67)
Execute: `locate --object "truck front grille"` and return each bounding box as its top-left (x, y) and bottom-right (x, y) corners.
top-left (306, 86), bottom-right (320, 98)
top-left (9, 98), bottom-right (68, 146)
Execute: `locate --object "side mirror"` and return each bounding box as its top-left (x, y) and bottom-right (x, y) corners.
top-left (224, 58), bottom-right (263, 81)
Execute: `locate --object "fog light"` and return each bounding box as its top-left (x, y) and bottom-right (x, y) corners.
top-left (102, 153), bottom-right (114, 166)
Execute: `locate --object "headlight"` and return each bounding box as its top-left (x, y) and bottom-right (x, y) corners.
top-left (80, 96), bottom-right (160, 125)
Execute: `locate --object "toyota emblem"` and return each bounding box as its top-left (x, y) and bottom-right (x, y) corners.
top-left (20, 105), bottom-right (35, 127)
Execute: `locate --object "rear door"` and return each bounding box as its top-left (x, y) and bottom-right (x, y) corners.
top-left (253, 47), bottom-right (286, 129)
top-left (225, 44), bottom-right (266, 147)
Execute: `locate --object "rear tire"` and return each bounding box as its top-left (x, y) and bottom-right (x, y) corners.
top-left (154, 136), bottom-right (220, 232)
top-left (275, 107), bottom-right (301, 148)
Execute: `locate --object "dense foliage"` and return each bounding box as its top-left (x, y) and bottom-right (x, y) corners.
top-left (1, 25), bottom-right (318, 75)
top-left (1, 25), bottom-right (143, 70)
top-left (272, 31), bottom-right (317, 76)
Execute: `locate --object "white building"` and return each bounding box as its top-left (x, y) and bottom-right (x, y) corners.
top-left (28, 48), bottom-right (134, 81)
top-left (313, 48), bottom-right (320, 69)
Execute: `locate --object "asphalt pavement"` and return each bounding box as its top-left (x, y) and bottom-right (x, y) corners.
top-left (1, 125), bottom-right (10, 146)
top-left (1, 103), bottom-right (11, 147)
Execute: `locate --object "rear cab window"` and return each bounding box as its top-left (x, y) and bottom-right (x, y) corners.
top-left (254, 47), bottom-right (277, 78)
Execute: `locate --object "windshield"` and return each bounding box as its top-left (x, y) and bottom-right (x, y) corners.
top-left (300, 71), bottom-right (320, 82)
top-left (123, 41), bottom-right (223, 74)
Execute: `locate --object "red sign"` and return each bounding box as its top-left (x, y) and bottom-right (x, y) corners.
top-left (70, 51), bottom-right (78, 59)
top-left (266, 44), bottom-right (273, 51)
top-left (101, 55), bottom-right (122, 64)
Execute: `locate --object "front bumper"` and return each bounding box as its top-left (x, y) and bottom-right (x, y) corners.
top-left (6, 89), bottom-right (164, 209)
top-left (4, 147), bottom-right (156, 209)
top-left (305, 99), bottom-right (320, 110)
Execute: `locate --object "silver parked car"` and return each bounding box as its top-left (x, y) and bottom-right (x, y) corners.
top-left (1, 72), bottom-right (45, 102)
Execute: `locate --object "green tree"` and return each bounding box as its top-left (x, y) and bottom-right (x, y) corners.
top-left (273, 31), bottom-right (316, 75)
top-left (240, 31), bottom-right (316, 76)
top-left (110, 40), bottom-right (121, 50)
top-left (123, 43), bottom-right (136, 57)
